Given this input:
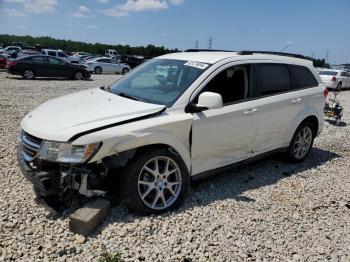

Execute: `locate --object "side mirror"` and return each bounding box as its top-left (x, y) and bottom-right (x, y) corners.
top-left (192, 92), bottom-right (223, 112)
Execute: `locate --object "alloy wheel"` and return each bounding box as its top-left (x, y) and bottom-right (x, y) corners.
top-left (24, 70), bottom-right (34, 79)
top-left (74, 72), bottom-right (83, 80)
top-left (293, 126), bottom-right (312, 159)
top-left (138, 156), bottom-right (182, 210)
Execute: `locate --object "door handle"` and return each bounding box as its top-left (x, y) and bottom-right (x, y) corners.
top-left (244, 108), bottom-right (259, 115)
top-left (291, 98), bottom-right (302, 104)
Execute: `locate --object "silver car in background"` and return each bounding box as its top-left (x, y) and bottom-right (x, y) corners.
top-left (86, 57), bottom-right (130, 75)
top-left (319, 69), bottom-right (350, 90)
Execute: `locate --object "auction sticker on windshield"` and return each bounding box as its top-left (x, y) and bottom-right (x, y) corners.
top-left (184, 61), bottom-right (209, 70)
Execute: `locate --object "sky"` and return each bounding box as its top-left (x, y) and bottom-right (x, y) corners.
top-left (0, 0), bottom-right (349, 64)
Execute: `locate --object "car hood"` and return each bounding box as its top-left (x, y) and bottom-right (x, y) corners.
top-left (21, 88), bottom-right (165, 142)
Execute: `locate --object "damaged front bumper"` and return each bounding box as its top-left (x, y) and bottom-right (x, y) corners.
top-left (17, 145), bottom-right (108, 199)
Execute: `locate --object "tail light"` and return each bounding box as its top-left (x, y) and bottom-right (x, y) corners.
top-left (331, 76), bottom-right (336, 81)
top-left (7, 61), bottom-right (17, 67)
top-left (323, 88), bottom-right (329, 98)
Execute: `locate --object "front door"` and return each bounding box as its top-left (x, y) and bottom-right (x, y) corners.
top-left (190, 64), bottom-right (258, 175)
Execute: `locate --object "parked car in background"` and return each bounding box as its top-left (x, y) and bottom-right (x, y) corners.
top-left (119, 55), bottom-right (144, 68)
top-left (0, 46), bottom-right (21, 53)
top-left (41, 49), bottom-right (81, 64)
top-left (17, 51), bottom-right (325, 215)
top-left (6, 55), bottom-right (90, 80)
top-left (86, 57), bottom-right (130, 74)
top-left (74, 52), bottom-right (90, 57)
top-left (105, 49), bottom-right (117, 57)
top-left (319, 69), bottom-right (350, 90)
top-left (0, 54), bottom-right (7, 69)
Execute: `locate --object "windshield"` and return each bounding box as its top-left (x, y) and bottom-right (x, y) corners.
top-left (108, 58), bottom-right (209, 106)
top-left (319, 71), bottom-right (338, 76)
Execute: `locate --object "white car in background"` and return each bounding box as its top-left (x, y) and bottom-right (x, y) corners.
top-left (86, 57), bottom-right (130, 74)
top-left (41, 49), bottom-right (81, 64)
top-left (319, 69), bottom-right (350, 90)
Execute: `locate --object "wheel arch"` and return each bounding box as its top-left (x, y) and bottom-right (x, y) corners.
top-left (287, 113), bottom-right (320, 144)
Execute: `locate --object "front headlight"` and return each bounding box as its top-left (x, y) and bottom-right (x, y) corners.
top-left (38, 141), bottom-right (101, 163)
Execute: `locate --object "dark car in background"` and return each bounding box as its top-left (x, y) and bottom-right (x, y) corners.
top-left (0, 55), bottom-right (7, 69)
top-left (6, 55), bottom-right (90, 80)
top-left (119, 55), bottom-right (144, 68)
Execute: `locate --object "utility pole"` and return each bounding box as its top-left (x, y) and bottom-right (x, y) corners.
top-left (326, 50), bottom-right (330, 63)
top-left (208, 37), bottom-right (212, 50)
top-left (195, 40), bottom-right (199, 49)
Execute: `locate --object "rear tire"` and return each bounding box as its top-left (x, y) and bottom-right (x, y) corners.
top-left (286, 121), bottom-right (315, 163)
top-left (336, 82), bottom-right (342, 91)
top-left (94, 67), bottom-right (102, 74)
top-left (22, 69), bottom-right (34, 80)
top-left (120, 147), bottom-right (190, 215)
top-left (122, 68), bottom-right (129, 75)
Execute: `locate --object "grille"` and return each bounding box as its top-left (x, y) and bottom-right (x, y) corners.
top-left (21, 131), bottom-right (43, 162)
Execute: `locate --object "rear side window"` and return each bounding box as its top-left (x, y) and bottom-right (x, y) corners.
top-left (48, 51), bottom-right (56, 56)
top-left (58, 52), bottom-right (66, 57)
top-left (319, 71), bottom-right (337, 76)
top-left (26, 56), bottom-right (45, 62)
top-left (289, 65), bottom-right (318, 89)
top-left (258, 64), bottom-right (291, 95)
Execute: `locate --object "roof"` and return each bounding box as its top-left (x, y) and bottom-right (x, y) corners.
top-left (158, 51), bottom-right (313, 66)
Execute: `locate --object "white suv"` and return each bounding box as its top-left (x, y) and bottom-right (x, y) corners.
top-left (41, 49), bottom-right (81, 64)
top-left (18, 51), bottom-right (325, 215)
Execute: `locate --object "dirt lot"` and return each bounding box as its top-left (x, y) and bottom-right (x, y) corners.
top-left (0, 71), bottom-right (350, 261)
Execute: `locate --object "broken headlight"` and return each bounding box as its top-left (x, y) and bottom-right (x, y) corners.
top-left (38, 141), bottom-right (101, 163)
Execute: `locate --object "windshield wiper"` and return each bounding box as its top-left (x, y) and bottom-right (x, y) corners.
top-left (101, 86), bottom-right (112, 92)
top-left (117, 92), bottom-right (141, 101)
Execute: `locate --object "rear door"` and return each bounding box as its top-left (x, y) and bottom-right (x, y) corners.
top-left (253, 63), bottom-right (302, 155)
top-left (27, 56), bottom-right (49, 76)
top-left (253, 63), bottom-right (321, 155)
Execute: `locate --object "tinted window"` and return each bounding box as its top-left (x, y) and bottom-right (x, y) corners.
top-left (289, 65), bottom-right (318, 89)
top-left (58, 52), bottom-right (66, 57)
top-left (98, 59), bottom-right (110, 63)
top-left (258, 64), bottom-right (291, 95)
top-left (319, 71), bottom-right (337, 76)
top-left (26, 56), bottom-right (45, 62)
top-left (201, 65), bottom-right (250, 105)
top-left (48, 51), bottom-right (56, 56)
top-left (48, 57), bottom-right (65, 65)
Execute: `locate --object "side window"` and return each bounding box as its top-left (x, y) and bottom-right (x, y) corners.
top-left (48, 51), bottom-right (56, 56)
top-left (28, 56), bottom-right (44, 63)
top-left (258, 64), bottom-right (291, 95)
top-left (48, 57), bottom-right (65, 65)
top-left (58, 52), bottom-right (66, 58)
top-left (201, 65), bottom-right (250, 105)
top-left (98, 59), bottom-right (109, 63)
top-left (289, 65), bottom-right (318, 89)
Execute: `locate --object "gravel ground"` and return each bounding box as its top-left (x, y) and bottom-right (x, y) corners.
top-left (0, 71), bottom-right (350, 262)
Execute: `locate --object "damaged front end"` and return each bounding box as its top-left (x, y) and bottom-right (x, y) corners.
top-left (17, 131), bottom-right (112, 205)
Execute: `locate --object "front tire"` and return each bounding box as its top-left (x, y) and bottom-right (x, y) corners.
top-left (120, 148), bottom-right (190, 215)
top-left (73, 71), bottom-right (83, 80)
top-left (22, 69), bottom-right (34, 80)
top-left (94, 67), bottom-right (102, 74)
top-left (286, 122), bottom-right (315, 163)
top-left (122, 67), bottom-right (129, 75)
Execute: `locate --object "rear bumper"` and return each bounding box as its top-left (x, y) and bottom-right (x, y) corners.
top-left (5, 67), bottom-right (20, 75)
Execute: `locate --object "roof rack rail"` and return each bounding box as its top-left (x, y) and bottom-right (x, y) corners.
top-left (185, 49), bottom-right (235, 52)
top-left (237, 50), bottom-right (307, 59)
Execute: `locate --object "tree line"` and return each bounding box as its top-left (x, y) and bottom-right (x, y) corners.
top-left (0, 34), bottom-right (330, 67)
top-left (0, 34), bottom-right (179, 58)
